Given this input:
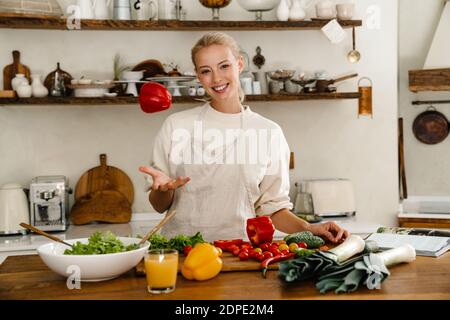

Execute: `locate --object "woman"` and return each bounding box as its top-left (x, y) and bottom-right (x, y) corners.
top-left (140, 31), bottom-right (349, 243)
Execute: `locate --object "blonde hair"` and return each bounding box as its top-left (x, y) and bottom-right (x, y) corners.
top-left (191, 32), bottom-right (245, 103)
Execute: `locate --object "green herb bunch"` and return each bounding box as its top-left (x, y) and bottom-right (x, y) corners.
top-left (148, 232), bottom-right (205, 252)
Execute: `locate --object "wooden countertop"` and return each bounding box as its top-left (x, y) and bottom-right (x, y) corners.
top-left (1, 253), bottom-right (449, 300)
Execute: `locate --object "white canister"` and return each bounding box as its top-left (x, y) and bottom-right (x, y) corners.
top-left (252, 81), bottom-right (261, 95)
top-left (157, 0), bottom-right (172, 20)
top-left (31, 74), bottom-right (49, 98)
top-left (94, 0), bottom-right (112, 19)
top-left (16, 83), bottom-right (33, 98)
top-left (336, 3), bottom-right (354, 20)
top-left (134, 0), bottom-right (158, 20)
top-left (316, 0), bottom-right (335, 19)
top-left (114, 0), bottom-right (131, 20)
top-left (77, 0), bottom-right (95, 19)
top-left (11, 74), bottom-right (28, 91)
top-left (240, 77), bottom-right (253, 95)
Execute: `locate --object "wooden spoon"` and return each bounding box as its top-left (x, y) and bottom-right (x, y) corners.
top-left (138, 209), bottom-right (176, 246)
top-left (19, 223), bottom-right (73, 248)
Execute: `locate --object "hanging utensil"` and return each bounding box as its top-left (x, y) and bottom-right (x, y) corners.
top-left (358, 77), bottom-right (373, 118)
top-left (138, 209), bottom-right (176, 246)
top-left (315, 73), bottom-right (358, 92)
top-left (412, 106), bottom-right (449, 144)
top-left (19, 223), bottom-right (73, 248)
top-left (347, 27), bottom-right (361, 63)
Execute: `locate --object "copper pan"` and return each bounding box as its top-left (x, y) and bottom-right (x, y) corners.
top-left (315, 73), bottom-right (358, 92)
top-left (412, 106), bottom-right (449, 145)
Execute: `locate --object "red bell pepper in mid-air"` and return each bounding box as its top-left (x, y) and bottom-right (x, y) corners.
top-left (246, 216), bottom-right (275, 246)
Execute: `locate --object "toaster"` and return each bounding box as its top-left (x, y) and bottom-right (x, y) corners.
top-left (294, 178), bottom-right (356, 217)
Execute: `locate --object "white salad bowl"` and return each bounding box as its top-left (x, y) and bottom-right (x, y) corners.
top-left (37, 237), bottom-right (150, 282)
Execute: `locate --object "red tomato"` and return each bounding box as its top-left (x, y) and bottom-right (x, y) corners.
top-left (259, 243), bottom-right (270, 251)
top-left (298, 242), bottom-right (308, 249)
top-left (256, 253), bottom-right (265, 261)
top-left (232, 248), bottom-right (240, 256)
top-left (239, 248), bottom-right (249, 254)
top-left (228, 244), bottom-right (239, 252)
top-left (270, 248), bottom-right (280, 256)
top-left (239, 252), bottom-right (249, 261)
top-left (248, 250), bottom-right (259, 258)
top-left (263, 251), bottom-right (273, 259)
top-left (281, 249), bottom-right (290, 255)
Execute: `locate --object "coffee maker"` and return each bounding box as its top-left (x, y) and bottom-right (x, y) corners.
top-left (30, 176), bottom-right (71, 232)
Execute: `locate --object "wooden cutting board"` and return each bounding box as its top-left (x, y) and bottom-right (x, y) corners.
top-left (135, 253), bottom-right (280, 276)
top-left (74, 154), bottom-right (134, 205)
top-left (70, 190), bottom-right (132, 225)
top-left (3, 50), bottom-right (30, 90)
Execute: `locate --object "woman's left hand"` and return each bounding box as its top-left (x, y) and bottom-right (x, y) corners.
top-left (308, 221), bottom-right (349, 244)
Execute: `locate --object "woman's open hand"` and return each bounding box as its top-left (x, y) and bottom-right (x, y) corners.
top-left (139, 166), bottom-right (190, 192)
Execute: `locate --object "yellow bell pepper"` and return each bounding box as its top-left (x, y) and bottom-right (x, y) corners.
top-left (181, 243), bottom-right (223, 281)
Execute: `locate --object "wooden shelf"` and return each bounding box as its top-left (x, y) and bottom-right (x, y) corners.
top-left (0, 13), bottom-right (362, 31)
top-left (409, 68), bottom-right (450, 92)
top-left (0, 92), bottom-right (360, 106)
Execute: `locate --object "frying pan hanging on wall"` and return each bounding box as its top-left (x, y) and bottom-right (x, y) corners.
top-left (412, 106), bottom-right (449, 145)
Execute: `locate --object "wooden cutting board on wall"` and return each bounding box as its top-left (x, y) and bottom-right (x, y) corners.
top-left (3, 50), bottom-right (30, 90)
top-left (74, 154), bottom-right (134, 205)
top-left (71, 154), bottom-right (134, 225)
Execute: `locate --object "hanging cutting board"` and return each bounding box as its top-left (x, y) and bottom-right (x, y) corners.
top-left (70, 190), bottom-right (132, 225)
top-left (3, 50), bottom-right (31, 90)
top-left (134, 253), bottom-right (280, 276)
top-left (74, 154), bottom-right (134, 205)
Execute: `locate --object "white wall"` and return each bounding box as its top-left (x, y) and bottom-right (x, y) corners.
top-left (0, 0), bottom-right (400, 227)
top-left (399, 0), bottom-right (450, 196)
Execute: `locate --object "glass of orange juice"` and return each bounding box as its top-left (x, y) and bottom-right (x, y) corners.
top-left (145, 249), bottom-right (178, 294)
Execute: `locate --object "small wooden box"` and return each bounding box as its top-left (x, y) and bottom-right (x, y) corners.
top-left (0, 90), bottom-right (15, 98)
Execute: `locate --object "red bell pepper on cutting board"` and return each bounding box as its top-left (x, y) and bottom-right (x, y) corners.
top-left (246, 216), bottom-right (275, 246)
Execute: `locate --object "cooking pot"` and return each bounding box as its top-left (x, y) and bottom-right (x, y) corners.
top-left (139, 82), bottom-right (172, 113)
top-left (315, 73), bottom-right (358, 92)
top-left (0, 183), bottom-right (30, 235)
top-left (412, 106), bottom-right (449, 145)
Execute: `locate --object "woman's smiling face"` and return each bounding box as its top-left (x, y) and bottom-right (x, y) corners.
top-left (194, 44), bottom-right (243, 103)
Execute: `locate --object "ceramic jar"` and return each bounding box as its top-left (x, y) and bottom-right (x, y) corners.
top-left (316, 0), bottom-right (335, 19)
top-left (269, 81), bottom-right (281, 94)
top-left (11, 74), bottom-right (28, 91)
top-left (289, 0), bottom-right (310, 21)
top-left (253, 71), bottom-right (269, 94)
top-left (94, 0), bottom-right (112, 19)
top-left (285, 80), bottom-right (299, 94)
top-left (336, 3), bottom-right (354, 20)
top-left (16, 83), bottom-right (32, 98)
top-left (276, 0), bottom-right (290, 21)
top-left (31, 74), bottom-right (49, 97)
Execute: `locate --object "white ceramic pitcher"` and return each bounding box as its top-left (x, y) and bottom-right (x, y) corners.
top-left (289, 0), bottom-right (312, 21)
top-left (94, 0), bottom-right (112, 19)
top-left (135, 0), bottom-right (158, 20)
top-left (77, 0), bottom-right (95, 19)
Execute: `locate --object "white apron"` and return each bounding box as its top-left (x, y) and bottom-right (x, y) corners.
top-left (161, 104), bottom-right (256, 242)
